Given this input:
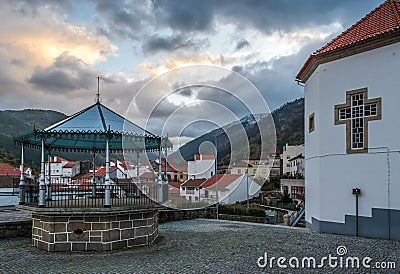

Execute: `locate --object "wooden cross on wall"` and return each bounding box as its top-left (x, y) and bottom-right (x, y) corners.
top-left (334, 88), bottom-right (382, 154)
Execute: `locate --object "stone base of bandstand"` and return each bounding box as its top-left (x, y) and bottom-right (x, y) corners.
top-left (18, 206), bottom-right (159, 252)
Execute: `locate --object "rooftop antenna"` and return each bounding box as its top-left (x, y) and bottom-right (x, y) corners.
top-left (95, 76), bottom-right (101, 103)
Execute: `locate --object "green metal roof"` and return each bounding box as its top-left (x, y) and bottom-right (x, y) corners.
top-left (14, 102), bottom-right (169, 152)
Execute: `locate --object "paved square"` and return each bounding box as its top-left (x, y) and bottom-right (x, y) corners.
top-left (0, 218), bottom-right (399, 273)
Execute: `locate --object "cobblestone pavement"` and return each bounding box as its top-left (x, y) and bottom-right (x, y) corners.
top-left (0, 218), bottom-right (399, 273)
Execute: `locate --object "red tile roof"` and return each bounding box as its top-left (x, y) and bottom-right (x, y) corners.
top-left (231, 161), bottom-right (253, 168)
top-left (169, 181), bottom-right (182, 189)
top-left (181, 178), bottom-right (207, 187)
top-left (202, 174), bottom-right (243, 189)
top-left (296, 0), bottom-right (400, 82)
top-left (194, 154), bottom-right (215, 160)
top-left (0, 163), bottom-right (20, 176)
top-left (76, 166), bottom-right (118, 178)
top-left (140, 171), bottom-right (156, 179)
top-left (63, 161), bottom-right (75, 168)
top-left (50, 156), bottom-right (68, 163)
top-left (118, 161), bottom-right (129, 170)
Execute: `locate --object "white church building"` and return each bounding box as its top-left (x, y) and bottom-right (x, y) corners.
top-left (296, 0), bottom-right (400, 240)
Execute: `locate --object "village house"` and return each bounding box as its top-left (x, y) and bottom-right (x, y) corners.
top-left (281, 143), bottom-right (304, 175)
top-left (187, 154), bottom-right (215, 180)
top-left (201, 174), bottom-right (261, 204)
top-left (229, 146), bottom-right (281, 180)
top-left (288, 154), bottom-right (305, 177)
top-left (0, 163), bottom-right (33, 188)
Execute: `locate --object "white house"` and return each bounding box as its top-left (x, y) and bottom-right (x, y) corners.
top-left (179, 178), bottom-right (207, 202)
top-left (202, 174), bottom-right (261, 204)
top-left (281, 143), bottom-right (304, 175)
top-left (288, 154), bottom-right (305, 177)
top-left (187, 154), bottom-right (215, 179)
top-left (45, 156), bottom-right (78, 183)
top-left (296, 0), bottom-right (400, 240)
top-left (280, 179), bottom-right (305, 201)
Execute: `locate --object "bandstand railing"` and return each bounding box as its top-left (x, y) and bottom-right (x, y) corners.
top-left (22, 178), bottom-right (158, 208)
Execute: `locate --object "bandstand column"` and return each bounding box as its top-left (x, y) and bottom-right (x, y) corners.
top-left (18, 143), bottom-right (25, 205)
top-left (104, 138), bottom-right (111, 208)
top-left (38, 139), bottom-right (46, 207)
top-left (91, 150), bottom-right (96, 198)
top-left (136, 151), bottom-right (141, 196)
top-left (46, 149), bottom-right (52, 201)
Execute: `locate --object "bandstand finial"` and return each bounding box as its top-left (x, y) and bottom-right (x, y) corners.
top-left (96, 76), bottom-right (101, 103)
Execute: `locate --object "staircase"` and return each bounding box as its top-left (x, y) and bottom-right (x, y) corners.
top-left (290, 206), bottom-right (305, 227)
top-left (295, 214), bottom-right (306, 227)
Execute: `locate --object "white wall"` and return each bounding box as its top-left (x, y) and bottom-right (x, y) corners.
top-left (282, 144), bottom-right (304, 174)
top-left (203, 175), bottom-right (261, 204)
top-left (305, 42), bottom-right (400, 225)
top-left (188, 159), bottom-right (215, 179)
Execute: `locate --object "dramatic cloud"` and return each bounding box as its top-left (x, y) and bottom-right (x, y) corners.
top-left (28, 54), bottom-right (94, 93)
top-left (0, 0), bottom-right (385, 144)
top-left (142, 34), bottom-right (210, 54)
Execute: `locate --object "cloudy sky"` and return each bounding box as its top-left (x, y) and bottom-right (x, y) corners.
top-left (0, 0), bottom-right (384, 145)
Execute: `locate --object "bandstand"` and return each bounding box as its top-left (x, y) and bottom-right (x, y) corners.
top-left (14, 91), bottom-right (170, 252)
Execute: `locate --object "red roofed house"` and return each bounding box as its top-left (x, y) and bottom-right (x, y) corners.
top-left (179, 174), bottom-right (261, 204)
top-left (45, 156), bottom-right (79, 183)
top-left (229, 147), bottom-right (282, 179)
top-left (202, 174), bottom-right (261, 204)
top-left (180, 178), bottom-right (207, 202)
top-left (296, 0), bottom-right (400, 239)
top-left (187, 154), bottom-right (215, 180)
top-left (0, 163), bottom-right (33, 188)
top-left (153, 158), bottom-right (188, 182)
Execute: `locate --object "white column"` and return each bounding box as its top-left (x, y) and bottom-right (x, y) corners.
top-left (136, 152), bottom-right (141, 196)
top-left (18, 143), bottom-right (25, 205)
top-left (91, 150), bottom-right (96, 198)
top-left (46, 151), bottom-right (52, 201)
top-left (38, 139), bottom-right (46, 207)
top-left (215, 137), bottom-right (219, 219)
top-left (104, 138), bottom-right (111, 207)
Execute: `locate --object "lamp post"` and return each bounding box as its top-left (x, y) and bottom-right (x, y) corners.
top-left (246, 175), bottom-right (249, 210)
top-left (352, 188), bottom-right (361, 237)
top-left (214, 136), bottom-right (219, 220)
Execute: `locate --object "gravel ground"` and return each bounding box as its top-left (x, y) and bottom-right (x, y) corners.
top-left (0, 218), bottom-right (399, 273)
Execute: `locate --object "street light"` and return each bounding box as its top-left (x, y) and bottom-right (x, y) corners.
top-left (214, 136), bottom-right (219, 220)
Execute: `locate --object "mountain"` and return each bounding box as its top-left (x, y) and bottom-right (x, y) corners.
top-left (174, 98), bottom-right (304, 164)
top-left (0, 109), bottom-right (67, 169)
top-left (0, 98), bottom-right (304, 170)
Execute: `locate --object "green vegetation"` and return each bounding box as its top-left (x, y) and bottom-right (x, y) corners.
top-left (279, 194), bottom-right (293, 204)
top-left (176, 98), bottom-right (304, 165)
top-left (260, 176), bottom-right (281, 191)
top-left (0, 109), bottom-right (67, 170)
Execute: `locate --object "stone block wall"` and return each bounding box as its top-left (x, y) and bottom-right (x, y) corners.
top-left (159, 207), bottom-right (216, 223)
top-left (218, 214), bottom-right (271, 224)
top-left (32, 209), bottom-right (158, 252)
top-left (0, 221), bottom-right (32, 239)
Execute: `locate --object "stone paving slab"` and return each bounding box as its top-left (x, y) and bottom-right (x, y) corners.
top-left (0, 218), bottom-right (399, 273)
